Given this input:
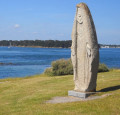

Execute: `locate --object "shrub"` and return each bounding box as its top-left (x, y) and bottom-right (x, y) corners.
top-left (98, 63), bottom-right (109, 72)
top-left (44, 59), bottom-right (109, 76)
top-left (44, 59), bottom-right (73, 76)
top-left (52, 59), bottom-right (73, 76)
top-left (44, 67), bottom-right (53, 76)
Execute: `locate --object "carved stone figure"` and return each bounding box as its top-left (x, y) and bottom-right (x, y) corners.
top-left (71, 3), bottom-right (99, 92)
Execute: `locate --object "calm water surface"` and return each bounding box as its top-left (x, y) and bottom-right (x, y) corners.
top-left (0, 47), bottom-right (120, 79)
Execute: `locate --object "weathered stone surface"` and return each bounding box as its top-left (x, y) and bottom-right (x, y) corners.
top-left (71, 3), bottom-right (99, 92)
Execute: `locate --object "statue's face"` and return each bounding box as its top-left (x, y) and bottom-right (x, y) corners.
top-left (77, 8), bottom-right (83, 24)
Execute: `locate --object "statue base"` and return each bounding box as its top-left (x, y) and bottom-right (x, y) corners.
top-left (68, 90), bottom-right (95, 99)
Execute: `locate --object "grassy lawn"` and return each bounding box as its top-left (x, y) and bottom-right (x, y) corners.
top-left (0, 69), bottom-right (120, 115)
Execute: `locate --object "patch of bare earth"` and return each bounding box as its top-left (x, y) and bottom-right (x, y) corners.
top-left (46, 93), bottom-right (112, 104)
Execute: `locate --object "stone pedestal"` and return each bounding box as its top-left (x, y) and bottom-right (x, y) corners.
top-left (68, 90), bottom-right (95, 99)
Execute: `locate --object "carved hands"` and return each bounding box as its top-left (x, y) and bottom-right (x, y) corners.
top-left (86, 43), bottom-right (91, 57)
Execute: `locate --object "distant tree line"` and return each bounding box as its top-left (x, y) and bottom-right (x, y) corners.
top-left (99, 44), bottom-right (120, 48)
top-left (0, 40), bottom-right (72, 48)
top-left (0, 40), bottom-right (120, 48)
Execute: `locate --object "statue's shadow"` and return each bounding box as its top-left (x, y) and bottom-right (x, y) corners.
top-left (98, 85), bottom-right (120, 92)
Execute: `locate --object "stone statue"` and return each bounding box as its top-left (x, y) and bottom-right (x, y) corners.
top-left (71, 3), bottom-right (99, 92)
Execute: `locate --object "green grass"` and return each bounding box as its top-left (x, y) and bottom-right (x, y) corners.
top-left (0, 70), bottom-right (120, 115)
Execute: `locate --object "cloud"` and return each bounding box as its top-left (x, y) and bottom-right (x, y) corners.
top-left (33, 32), bottom-right (39, 34)
top-left (57, 33), bottom-right (65, 37)
top-left (14, 24), bottom-right (20, 28)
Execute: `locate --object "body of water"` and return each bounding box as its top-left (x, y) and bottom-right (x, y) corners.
top-left (0, 47), bottom-right (120, 79)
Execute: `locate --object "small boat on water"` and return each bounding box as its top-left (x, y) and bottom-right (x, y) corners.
top-left (8, 42), bottom-right (12, 48)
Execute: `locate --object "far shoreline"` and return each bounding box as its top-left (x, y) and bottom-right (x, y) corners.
top-left (0, 46), bottom-right (71, 49)
top-left (0, 46), bottom-right (120, 49)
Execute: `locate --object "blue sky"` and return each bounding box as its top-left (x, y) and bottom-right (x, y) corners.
top-left (0, 0), bottom-right (120, 44)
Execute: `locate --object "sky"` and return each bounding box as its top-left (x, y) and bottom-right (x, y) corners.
top-left (0, 0), bottom-right (120, 44)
